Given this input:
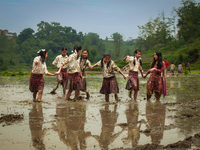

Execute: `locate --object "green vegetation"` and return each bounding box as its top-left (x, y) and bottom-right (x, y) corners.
top-left (136, 0), bottom-right (200, 70)
top-left (89, 73), bottom-right (98, 75)
top-left (0, 71), bottom-right (30, 76)
top-left (0, 0), bottom-right (199, 72)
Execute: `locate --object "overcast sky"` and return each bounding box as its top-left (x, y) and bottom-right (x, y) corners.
top-left (0, 0), bottom-right (183, 40)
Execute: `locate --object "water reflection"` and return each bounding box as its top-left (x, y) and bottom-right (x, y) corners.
top-left (122, 102), bottom-right (141, 147)
top-left (92, 104), bottom-right (125, 149)
top-left (54, 102), bottom-right (91, 150)
top-left (29, 102), bottom-right (46, 150)
top-left (145, 101), bottom-right (166, 144)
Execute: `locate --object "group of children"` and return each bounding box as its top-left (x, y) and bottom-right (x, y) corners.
top-left (29, 46), bottom-right (166, 102)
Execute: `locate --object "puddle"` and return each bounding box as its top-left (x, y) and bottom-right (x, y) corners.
top-left (0, 74), bottom-right (200, 149)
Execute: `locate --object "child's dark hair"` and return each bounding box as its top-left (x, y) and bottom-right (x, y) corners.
top-left (37, 49), bottom-right (47, 64)
top-left (73, 45), bottom-right (82, 59)
top-left (151, 51), bottom-right (163, 69)
top-left (80, 49), bottom-right (89, 67)
top-left (133, 49), bottom-right (142, 66)
top-left (61, 47), bottom-right (69, 56)
top-left (171, 62), bottom-right (174, 64)
top-left (101, 52), bottom-right (111, 69)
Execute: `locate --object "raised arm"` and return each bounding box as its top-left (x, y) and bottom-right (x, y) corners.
top-left (91, 60), bottom-right (101, 70)
top-left (52, 56), bottom-right (59, 66)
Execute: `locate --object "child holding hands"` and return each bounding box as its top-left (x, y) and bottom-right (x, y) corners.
top-left (29, 49), bottom-right (56, 102)
top-left (91, 52), bottom-right (127, 102)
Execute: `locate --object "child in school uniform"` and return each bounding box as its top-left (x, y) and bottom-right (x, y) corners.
top-left (170, 62), bottom-right (177, 76)
top-left (29, 49), bottom-right (56, 102)
top-left (177, 62), bottom-right (183, 77)
top-left (51, 47), bottom-right (68, 94)
top-left (123, 49), bottom-right (144, 100)
top-left (77, 49), bottom-right (92, 99)
top-left (143, 51), bottom-right (166, 101)
top-left (91, 52), bottom-right (127, 102)
top-left (56, 45), bottom-right (82, 101)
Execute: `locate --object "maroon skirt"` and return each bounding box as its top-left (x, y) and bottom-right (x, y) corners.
top-left (56, 69), bottom-right (67, 87)
top-left (125, 71), bottom-right (139, 91)
top-left (79, 77), bottom-right (87, 91)
top-left (65, 72), bottom-right (82, 90)
top-left (100, 76), bottom-right (119, 94)
top-left (29, 73), bottom-right (44, 93)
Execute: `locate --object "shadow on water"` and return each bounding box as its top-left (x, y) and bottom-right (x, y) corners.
top-left (0, 73), bottom-right (200, 149)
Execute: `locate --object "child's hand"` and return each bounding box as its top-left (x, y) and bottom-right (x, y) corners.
top-left (55, 71), bottom-right (60, 75)
top-left (123, 56), bottom-right (127, 62)
top-left (89, 66), bottom-right (93, 70)
top-left (143, 74), bottom-right (147, 78)
top-left (123, 75), bottom-right (128, 80)
top-left (122, 67), bottom-right (126, 71)
top-left (52, 63), bottom-right (55, 66)
top-left (80, 74), bottom-right (83, 80)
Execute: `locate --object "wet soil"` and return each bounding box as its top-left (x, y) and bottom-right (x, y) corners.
top-left (0, 114), bottom-right (24, 126)
top-left (0, 73), bottom-right (200, 149)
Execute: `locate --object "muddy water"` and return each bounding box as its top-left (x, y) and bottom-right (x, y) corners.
top-left (0, 73), bottom-right (200, 150)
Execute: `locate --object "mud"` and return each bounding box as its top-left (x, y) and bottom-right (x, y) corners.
top-left (0, 73), bottom-right (200, 149)
top-left (0, 114), bottom-right (24, 124)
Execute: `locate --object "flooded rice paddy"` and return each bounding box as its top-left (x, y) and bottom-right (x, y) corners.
top-left (0, 73), bottom-right (200, 150)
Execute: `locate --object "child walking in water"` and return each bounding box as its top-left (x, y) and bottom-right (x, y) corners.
top-left (143, 51), bottom-right (166, 101)
top-left (177, 62), bottom-right (183, 77)
top-left (77, 49), bottom-right (92, 99)
top-left (56, 45), bottom-right (82, 101)
top-left (123, 49), bottom-right (144, 100)
top-left (51, 47), bottom-right (68, 94)
top-left (29, 49), bottom-right (56, 102)
top-left (170, 62), bottom-right (177, 76)
top-left (91, 52), bottom-right (127, 102)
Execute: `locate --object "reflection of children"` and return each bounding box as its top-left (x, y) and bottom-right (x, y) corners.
top-left (122, 102), bottom-right (141, 147)
top-left (29, 49), bottom-right (56, 102)
top-left (170, 62), bottom-right (177, 76)
top-left (57, 46), bottom-right (83, 100)
top-left (92, 104), bottom-right (125, 149)
top-left (145, 101), bottom-right (166, 145)
top-left (91, 52), bottom-right (127, 102)
top-left (29, 103), bottom-right (46, 149)
top-left (123, 49), bottom-right (144, 100)
top-left (143, 51), bottom-right (165, 101)
top-left (53, 103), bottom-right (91, 150)
top-left (51, 47), bottom-right (68, 94)
top-left (177, 63), bottom-right (183, 77)
top-left (77, 49), bottom-right (92, 99)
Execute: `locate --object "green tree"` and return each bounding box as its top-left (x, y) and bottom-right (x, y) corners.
top-left (17, 28), bottom-right (35, 44)
top-left (111, 32), bottom-right (123, 59)
top-left (176, 0), bottom-right (200, 43)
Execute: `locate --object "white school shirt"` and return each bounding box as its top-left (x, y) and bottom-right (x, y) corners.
top-left (62, 52), bottom-right (80, 74)
top-left (32, 56), bottom-right (49, 74)
top-left (52, 55), bottom-right (68, 69)
top-left (94, 60), bottom-right (120, 78)
top-left (125, 56), bottom-right (142, 72)
top-left (77, 58), bottom-right (92, 77)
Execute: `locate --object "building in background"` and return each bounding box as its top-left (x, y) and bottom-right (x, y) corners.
top-left (0, 29), bottom-right (16, 39)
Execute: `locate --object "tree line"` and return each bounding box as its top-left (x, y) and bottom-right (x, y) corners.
top-left (0, 21), bottom-right (135, 71)
top-left (136, 0), bottom-right (200, 65)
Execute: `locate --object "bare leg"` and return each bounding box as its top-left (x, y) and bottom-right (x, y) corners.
top-left (50, 81), bottom-right (60, 94)
top-left (80, 89), bottom-right (90, 99)
top-left (33, 92), bottom-right (37, 100)
top-left (37, 90), bottom-right (43, 100)
top-left (129, 85), bottom-right (136, 98)
top-left (75, 89), bottom-right (80, 98)
top-left (105, 94), bottom-right (109, 102)
top-left (134, 90), bottom-right (138, 101)
top-left (66, 90), bottom-right (72, 100)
